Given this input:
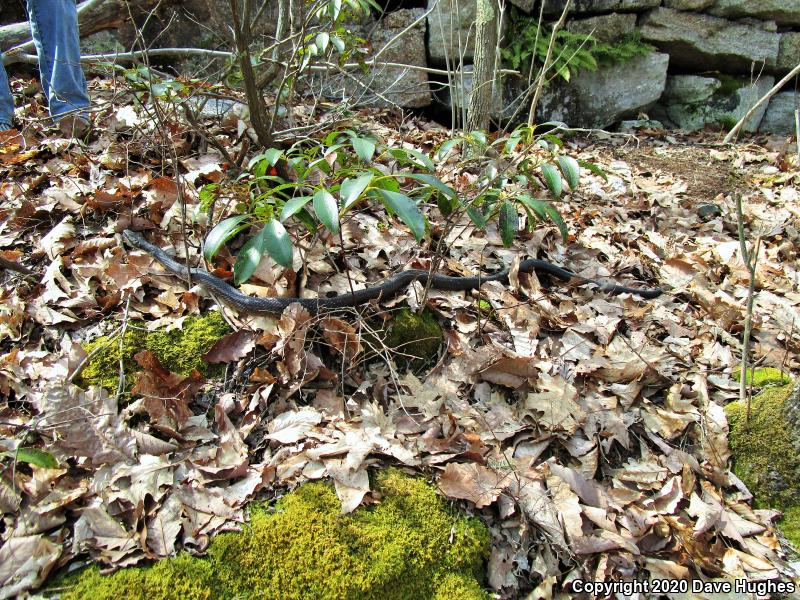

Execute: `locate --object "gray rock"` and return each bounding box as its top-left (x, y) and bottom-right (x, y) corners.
top-left (662, 75), bottom-right (721, 103)
top-left (542, 0), bottom-right (660, 16)
top-left (319, 9), bottom-right (431, 109)
top-left (534, 52), bottom-right (669, 129)
top-left (508, 0), bottom-right (537, 13)
top-left (760, 92), bottom-right (800, 135)
top-left (778, 32), bottom-right (800, 73)
top-left (427, 0), bottom-right (478, 65)
top-left (709, 0), bottom-right (800, 27)
top-left (187, 97), bottom-right (247, 119)
top-left (664, 0), bottom-right (713, 9)
top-left (618, 119), bottom-right (665, 130)
top-left (640, 7), bottom-right (780, 73)
top-left (362, 9), bottom-right (432, 108)
top-left (655, 74), bottom-right (775, 132)
top-left (565, 13), bottom-right (637, 43)
top-left (697, 203), bottom-right (723, 220)
top-left (80, 30), bottom-right (125, 56)
top-left (738, 18), bottom-right (779, 32)
top-left (441, 66), bottom-right (510, 117)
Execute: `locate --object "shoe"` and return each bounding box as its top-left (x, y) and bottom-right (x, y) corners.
top-left (58, 115), bottom-right (91, 138)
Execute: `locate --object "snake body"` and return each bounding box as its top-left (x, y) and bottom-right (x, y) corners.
top-left (122, 229), bottom-right (662, 314)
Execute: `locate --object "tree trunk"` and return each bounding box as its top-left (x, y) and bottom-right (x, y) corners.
top-left (229, 0), bottom-right (274, 150)
top-left (466, 0), bottom-right (498, 133)
top-left (0, 0), bottom-right (160, 53)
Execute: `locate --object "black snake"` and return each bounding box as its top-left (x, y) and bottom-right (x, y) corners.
top-left (122, 229), bottom-right (662, 314)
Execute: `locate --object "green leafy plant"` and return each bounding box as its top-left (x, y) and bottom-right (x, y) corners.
top-left (502, 11), bottom-right (653, 82)
top-left (291, 0), bottom-right (377, 73)
top-left (3, 447), bottom-right (58, 469)
top-left (434, 126), bottom-right (603, 245)
top-left (200, 129), bottom-right (430, 283)
top-left (200, 124), bottom-right (603, 285)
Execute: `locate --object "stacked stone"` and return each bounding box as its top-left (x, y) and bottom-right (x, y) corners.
top-left (426, 0), bottom-right (800, 134)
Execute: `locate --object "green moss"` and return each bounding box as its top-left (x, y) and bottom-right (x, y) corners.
top-left (726, 383), bottom-right (795, 508)
top-left (433, 573), bottom-right (488, 600)
top-left (56, 555), bottom-right (216, 600)
top-left (384, 309), bottom-right (444, 369)
top-left (726, 375), bottom-right (800, 549)
top-left (778, 505), bottom-right (800, 548)
top-left (732, 366), bottom-right (791, 388)
top-left (78, 312), bottom-right (231, 392)
top-left (58, 469), bottom-right (490, 600)
top-left (715, 73), bottom-right (749, 97)
top-left (717, 114), bottom-right (738, 130)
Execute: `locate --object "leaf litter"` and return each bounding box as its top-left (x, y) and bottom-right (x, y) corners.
top-left (0, 73), bottom-right (798, 598)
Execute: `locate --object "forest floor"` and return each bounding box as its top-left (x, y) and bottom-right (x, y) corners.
top-left (1, 73), bottom-right (799, 598)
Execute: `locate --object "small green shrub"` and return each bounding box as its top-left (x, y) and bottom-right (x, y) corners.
top-left (199, 124), bottom-right (599, 288)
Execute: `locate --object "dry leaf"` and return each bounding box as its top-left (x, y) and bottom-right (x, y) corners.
top-left (202, 330), bottom-right (257, 364)
top-left (319, 317), bottom-right (362, 360)
top-left (438, 463), bottom-right (509, 508)
top-left (265, 407), bottom-right (323, 444)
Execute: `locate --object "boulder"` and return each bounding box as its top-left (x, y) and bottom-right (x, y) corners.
top-left (565, 13), bottom-right (638, 43)
top-left (652, 74), bottom-right (775, 132)
top-left (661, 75), bottom-right (721, 104)
top-left (318, 9), bottom-right (431, 109)
top-left (778, 32), bottom-right (800, 73)
top-left (445, 52), bottom-right (669, 129)
top-left (508, 0), bottom-right (537, 13)
top-left (360, 9), bottom-right (432, 108)
top-left (80, 30), bottom-right (125, 56)
top-left (534, 51), bottom-right (669, 129)
top-left (760, 92), bottom-right (800, 135)
top-left (664, 0), bottom-right (713, 9)
top-left (427, 0), bottom-right (477, 65)
top-left (640, 7), bottom-right (780, 73)
top-left (440, 66), bottom-right (514, 119)
top-left (727, 378), bottom-right (798, 516)
top-left (542, 0), bottom-right (660, 16)
top-left (709, 0), bottom-right (800, 27)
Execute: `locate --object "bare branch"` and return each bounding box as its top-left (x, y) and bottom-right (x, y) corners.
top-left (723, 61), bottom-right (800, 143)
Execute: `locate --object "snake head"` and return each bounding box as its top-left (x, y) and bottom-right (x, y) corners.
top-left (121, 229), bottom-right (148, 250)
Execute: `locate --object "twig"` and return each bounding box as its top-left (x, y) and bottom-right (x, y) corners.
top-left (528, 0), bottom-right (572, 125)
top-left (723, 61), bottom-right (800, 143)
top-left (114, 296), bottom-right (132, 402)
top-left (795, 109), bottom-right (800, 164)
top-left (0, 255), bottom-right (34, 275)
top-left (734, 192), bottom-right (761, 421)
top-left (2, 47), bottom-right (235, 67)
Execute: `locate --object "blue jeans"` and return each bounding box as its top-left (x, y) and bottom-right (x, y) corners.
top-left (0, 0), bottom-right (90, 128)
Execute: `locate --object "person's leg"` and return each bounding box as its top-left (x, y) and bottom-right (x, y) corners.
top-left (26, 0), bottom-right (90, 123)
top-left (0, 57), bottom-right (14, 130)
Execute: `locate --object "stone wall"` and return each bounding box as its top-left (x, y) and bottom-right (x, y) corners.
top-left (427, 0), bottom-right (800, 134)
top-left (6, 0), bottom-right (798, 135)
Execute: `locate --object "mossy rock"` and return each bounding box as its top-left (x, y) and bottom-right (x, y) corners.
top-left (78, 312), bottom-right (231, 391)
top-left (57, 469), bottom-right (490, 600)
top-left (726, 382), bottom-right (797, 508)
top-left (731, 366), bottom-right (791, 388)
top-left (384, 309), bottom-right (444, 369)
top-left (726, 372), bottom-right (800, 547)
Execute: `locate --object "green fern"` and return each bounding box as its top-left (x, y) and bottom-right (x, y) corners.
top-left (502, 11), bottom-right (652, 83)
